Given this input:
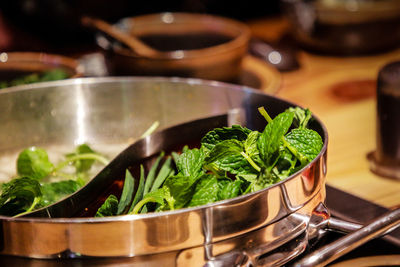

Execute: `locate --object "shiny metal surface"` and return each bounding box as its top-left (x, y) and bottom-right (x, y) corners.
top-left (0, 77), bottom-right (328, 262)
top-left (26, 114), bottom-right (230, 218)
top-left (294, 207), bottom-right (400, 267)
top-left (328, 217), bottom-right (362, 234)
top-left (326, 185), bottom-right (400, 247)
top-left (0, 77), bottom-right (252, 150)
top-left (202, 192), bottom-right (326, 267)
top-left (0, 192), bottom-right (325, 267)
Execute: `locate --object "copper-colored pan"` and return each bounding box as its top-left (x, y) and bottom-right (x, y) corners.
top-left (0, 77), bottom-right (398, 267)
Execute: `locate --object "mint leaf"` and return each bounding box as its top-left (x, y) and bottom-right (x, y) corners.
top-left (201, 125), bottom-right (251, 150)
top-left (257, 111), bottom-right (294, 166)
top-left (154, 187), bottom-right (175, 212)
top-left (95, 194), bottom-right (118, 217)
top-left (217, 178), bottom-right (242, 201)
top-left (204, 139), bottom-right (254, 175)
top-left (256, 170), bottom-right (279, 189)
top-left (272, 148), bottom-right (298, 179)
top-left (132, 187), bottom-right (175, 214)
top-left (142, 188), bottom-right (169, 206)
top-left (175, 148), bottom-right (205, 179)
top-left (237, 173), bottom-right (258, 183)
top-left (0, 177), bottom-right (42, 216)
top-left (287, 107), bottom-right (312, 129)
top-left (66, 144), bottom-right (96, 173)
top-left (285, 128), bottom-right (323, 162)
top-left (17, 147), bottom-right (54, 180)
top-left (238, 171), bottom-right (277, 193)
top-left (40, 180), bottom-right (82, 207)
top-left (188, 175), bottom-right (219, 207)
top-left (205, 139), bottom-right (244, 163)
top-left (243, 131), bottom-right (263, 169)
top-left (244, 131), bottom-right (260, 158)
top-left (163, 174), bottom-right (201, 209)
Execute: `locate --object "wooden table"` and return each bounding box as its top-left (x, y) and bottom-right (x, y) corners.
top-left (248, 17), bottom-right (400, 209)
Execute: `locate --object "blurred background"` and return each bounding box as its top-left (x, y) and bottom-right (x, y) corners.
top-left (1, 1), bottom-right (400, 263)
top-left (0, 0), bottom-right (280, 52)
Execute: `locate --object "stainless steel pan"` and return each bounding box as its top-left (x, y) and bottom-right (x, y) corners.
top-left (0, 77), bottom-right (398, 266)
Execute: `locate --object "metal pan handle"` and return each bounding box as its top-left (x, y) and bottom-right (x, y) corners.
top-left (292, 207), bottom-right (400, 267)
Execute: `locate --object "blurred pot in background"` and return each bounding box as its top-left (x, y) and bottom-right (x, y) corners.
top-left (281, 0), bottom-right (400, 55)
top-left (0, 52), bottom-right (82, 89)
top-left (95, 13), bottom-right (251, 82)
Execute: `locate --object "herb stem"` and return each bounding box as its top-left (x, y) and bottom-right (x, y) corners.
top-left (54, 153), bottom-right (109, 172)
top-left (14, 196), bottom-right (41, 217)
top-left (258, 107), bottom-right (273, 123)
top-left (51, 171), bottom-right (77, 180)
top-left (240, 152), bottom-right (261, 172)
top-left (140, 121), bottom-right (160, 139)
top-left (259, 106), bottom-right (308, 166)
top-left (131, 197), bottom-right (156, 214)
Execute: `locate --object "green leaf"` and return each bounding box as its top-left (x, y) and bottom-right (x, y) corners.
top-left (40, 68), bottom-right (69, 82)
top-left (217, 178), bottom-right (243, 201)
top-left (95, 194), bottom-right (119, 217)
top-left (287, 107), bottom-right (312, 129)
top-left (66, 144), bottom-right (96, 173)
top-left (128, 165), bottom-right (146, 213)
top-left (272, 148), bottom-right (298, 179)
top-left (201, 125), bottom-right (252, 150)
top-left (0, 177), bottom-right (42, 216)
top-left (143, 152), bottom-right (164, 195)
top-left (0, 69), bottom-right (68, 89)
top-left (131, 187), bottom-right (175, 214)
top-left (117, 170), bottom-right (135, 215)
top-left (163, 174), bottom-right (201, 209)
top-left (40, 180), bottom-right (82, 207)
top-left (188, 175), bottom-right (219, 207)
top-left (141, 188), bottom-right (166, 206)
top-left (257, 111), bottom-right (294, 166)
top-left (244, 131), bottom-right (260, 158)
top-left (243, 131), bottom-right (263, 170)
top-left (238, 171), bottom-right (277, 193)
top-left (150, 157), bottom-right (174, 192)
top-left (17, 147), bottom-right (54, 180)
top-left (257, 170), bottom-right (279, 189)
top-left (204, 139), bottom-right (254, 175)
top-left (285, 128), bottom-right (323, 162)
top-left (155, 187), bottom-right (176, 212)
top-left (237, 173), bottom-right (258, 183)
top-left (16, 148), bottom-right (53, 180)
top-left (175, 148), bottom-right (205, 179)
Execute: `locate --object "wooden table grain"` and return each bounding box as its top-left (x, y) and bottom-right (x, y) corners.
top-left (248, 17), bottom-right (400, 208)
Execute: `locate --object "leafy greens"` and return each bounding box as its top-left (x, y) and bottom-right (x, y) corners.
top-left (95, 106), bottom-right (324, 217)
top-left (0, 68), bottom-right (69, 89)
top-left (0, 144), bottom-right (108, 217)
